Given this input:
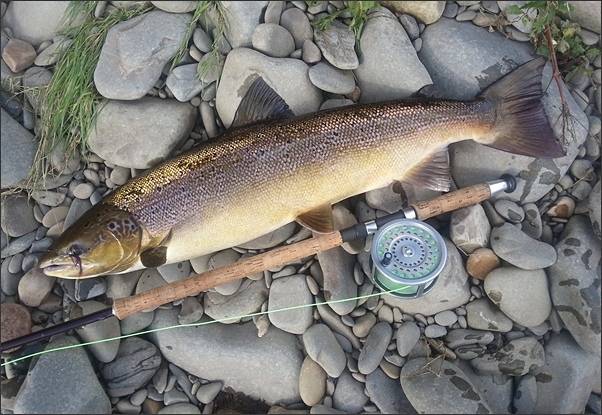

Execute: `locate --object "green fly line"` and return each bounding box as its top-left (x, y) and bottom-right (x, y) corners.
top-left (1, 287), bottom-right (407, 368)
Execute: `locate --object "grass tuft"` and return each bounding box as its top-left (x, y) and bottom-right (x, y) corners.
top-left (312, 0), bottom-right (378, 40)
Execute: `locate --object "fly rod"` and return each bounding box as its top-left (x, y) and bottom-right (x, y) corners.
top-left (0, 175), bottom-right (516, 353)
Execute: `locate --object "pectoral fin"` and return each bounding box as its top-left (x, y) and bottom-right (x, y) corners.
top-left (297, 205), bottom-right (335, 234)
top-left (140, 246), bottom-right (168, 268)
top-left (231, 77), bottom-right (295, 128)
top-left (402, 147), bottom-right (451, 192)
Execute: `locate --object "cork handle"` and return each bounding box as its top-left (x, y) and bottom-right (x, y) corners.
top-left (113, 231), bottom-right (343, 320)
top-left (411, 183), bottom-right (491, 220)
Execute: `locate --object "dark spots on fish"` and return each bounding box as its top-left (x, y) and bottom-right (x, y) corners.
top-left (581, 249), bottom-right (592, 270)
top-left (535, 372), bottom-right (553, 383)
top-left (488, 290), bottom-right (503, 304)
top-left (555, 305), bottom-right (587, 326)
top-left (559, 278), bottom-right (579, 286)
top-left (565, 238), bottom-right (581, 247)
top-left (563, 248), bottom-right (576, 257)
top-left (444, 369), bottom-right (456, 376)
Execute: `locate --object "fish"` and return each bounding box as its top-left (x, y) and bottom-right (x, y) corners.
top-left (39, 57), bottom-right (564, 279)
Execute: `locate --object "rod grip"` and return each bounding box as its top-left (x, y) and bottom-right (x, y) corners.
top-left (113, 231), bottom-right (343, 320)
top-left (411, 183), bottom-right (491, 220)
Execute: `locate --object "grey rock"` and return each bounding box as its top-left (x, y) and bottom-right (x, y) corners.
top-left (534, 332), bottom-right (598, 414)
top-left (217, 1), bottom-right (267, 48)
top-left (401, 358), bottom-right (491, 413)
top-left (157, 261), bottom-right (191, 283)
top-left (314, 20), bottom-right (358, 70)
top-left (456, 359), bottom-right (513, 414)
top-left (398, 14), bottom-right (419, 39)
top-left (264, 1), bottom-right (284, 24)
top-left (470, 336), bottom-right (544, 376)
top-left (268, 274), bottom-right (313, 334)
top-left (358, 322), bottom-right (392, 374)
top-left (355, 7), bottom-right (431, 103)
top-left (587, 180), bottom-right (601, 238)
top-left (195, 381), bottom-right (222, 404)
top-left (494, 199), bottom-right (524, 223)
top-left (205, 279), bottom-right (267, 323)
top-left (425, 324), bottom-right (447, 338)
top-left (514, 374), bottom-right (537, 414)
top-left (309, 62), bottom-right (355, 95)
top-left (333, 371), bottom-right (368, 412)
top-left (121, 310), bottom-right (155, 335)
top-left (434, 310), bottom-right (458, 326)
top-left (1, 1), bottom-right (79, 46)
top-left (13, 336), bottom-right (111, 414)
top-left (63, 198), bottom-right (93, 231)
top-left (450, 204), bottom-right (491, 254)
top-left (365, 368), bottom-right (416, 414)
top-left (159, 403), bottom-right (201, 414)
top-left (0, 109), bottom-right (35, 188)
top-left (151, 1), bottom-right (197, 13)
top-left (88, 97), bottom-right (196, 169)
top-left (383, 239), bottom-right (470, 316)
top-left (34, 38), bottom-right (71, 66)
top-left (280, 8), bottom-right (313, 49)
top-left (521, 203), bottom-right (543, 239)
top-left (303, 323), bottom-right (346, 377)
top-left (193, 27), bottom-right (212, 53)
top-left (73, 300), bottom-right (120, 363)
top-left (299, 356), bottom-right (326, 406)
top-left (491, 224), bottom-right (557, 270)
top-left (484, 267), bottom-right (552, 327)
top-left (382, 1), bottom-right (444, 24)
top-left (445, 329), bottom-right (495, 348)
top-left (320, 98), bottom-right (354, 111)
top-left (151, 309), bottom-right (302, 404)
top-left (365, 182), bottom-right (403, 214)
top-left (396, 322), bottom-right (421, 357)
top-left (74, 277), bottom-right (106, 301)
top-left (548, 215), bottom-right (601, 356)
top-left (101, 337), bottom-right (162, 397)
top-left (23, 66), bottom-right (52, 110)
top-left (466, 298), bottom-right (513, 332)
top-left (177, 296), bottom-right (203, 324)
top-left (30, 190), bottom-right (65, 207)
top-left (302, 39), bottom-right (321, 64)
top-left (317, 246), bottom-right (357, 315)
top-left (216, 48), bottom-right (321, 128)
top-left (0, 193), bottom-right (36, 237)
top-left (1, 231), bottom-right (35, 258)
top-left (166, 64), bottom-right (203, 102)
top-left (106, 270), bottom-right (141, 300)
top-left (18, 267), bottom-right (54, 307)
top-left (252, 23), bottom-right (295, 58)
top-left (567, 1), bottom-right (601, 34)
top-left (94, 11), bottom-right (191, 100)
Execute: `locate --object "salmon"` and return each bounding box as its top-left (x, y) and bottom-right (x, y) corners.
top-left (39, 57), bottom-right (564, 278)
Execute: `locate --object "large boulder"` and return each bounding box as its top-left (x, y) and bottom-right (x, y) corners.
top-left (216, 48), bottom-right (321, 128)
top-left (0, 109), bottom-right (36, 188)
top-left (87, 97), bottom-right (196, 169)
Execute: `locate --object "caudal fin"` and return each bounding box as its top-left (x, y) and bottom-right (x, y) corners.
top-left (479, 57), bottom-right (565, 158)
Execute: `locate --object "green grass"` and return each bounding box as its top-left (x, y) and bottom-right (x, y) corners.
top-left (28, 2), bottom-right (152, 189)
top-left (312, 0), bottom-right (378, 40)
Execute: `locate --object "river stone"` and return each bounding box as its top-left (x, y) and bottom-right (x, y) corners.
top-left (568, 1), bottom-right (601, 33)
top-left (514, 374), bottom-right (537, 414)
top-left (450, 62), bottom-right (588, 203)
top-left (151, 309), bottom-right (302, 404)
top-left (382, 1), bottom-right (445, 24)
top-left (317, 246), bottom-right (357, 315)
top-left (484, 267), bottom-right (552, 327)
top-left (308, 62), bottom-right (355, 94)
top-left (1, 108), bottom-right (35, 188)
top-left (268, 274), bottom-right (313, 334)
top-left (159, 403), bottom-right (200, 414)
top-left (303, 323), bottom-right (346, 377)
top-left (401, 358), bottom-right (491, 413)
top-left (18, 267), bottom-right (54, 307)
top-left (212, 1), bottom-right (267, 48)
top-left (534, 332), bottom-right (598, 414)
top-left (157, 261), bottom-right (191, 283)
top-left (13, 336), bottom-right (111, 414)
top-left (216, 48), bottom-right (321, 128)
top-left (1, 38), bottom-right (36, 72)
top-left (205, 279), bottom-right (268, 324)
top-left (490, 224), bottom-right (557, 270)
top-left (358, 322), bottom-right (392, 374)
top-left (587, 180), bottom-right (601, 238)
top-left (73, 300), bottom-right (120, 363)
top-left (313, 20), bottom-right (358, 70)
top-left (0, 303), bottom-right (31, 347)
top-left (88, 97), bottom-right (196, 169)
top-left (494, 199), bottom-right (525, 223)
top-left (0, 193), bottom-right (36, 237)
top-left (396, 322), bottom-right (421, 357)
top-left (251, 23), bottom-right (295, 58)
top-left (548, 215), bottom-right (601, 356)
top-left (466, 248), bottom-right (500, 280)
top-left (166, 64), bottom-right (203, 102)
top-left (299, 356), bottom-right (327, 406)
top-left (450, 204), bottom-right (491, 254)
top-left (333, 371), bottom-right (368, 413)
top-left (521, 202), bottom-right (543, 239)
top-left (383, 239), bottom-right (470, 316)
top-left (366, 368), bottom-right (415, 414)
top-left (445, 329), bottom-right (495, 349)
top-left (470, 336), bottom-right (544, 376)
top-left (355, 7), bottom-right (432, 103)
top-left (455, 359), bottom-right (513, 414)
top-left (151, 1), bottom-right (196, 13)
top-left (466, 298), bottom-right (513, 332)
top-left (102, 337), bottom-right (162, 397)
top-left (63, 198), bottom-right (92, 231)
top-left (1, 1), bottom-right (80, 46)
top-left (280, 8), bottom-right (312, 49)
top-left (94, 11), bottom-right (190, 100)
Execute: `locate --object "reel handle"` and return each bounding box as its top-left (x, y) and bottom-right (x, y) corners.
top-left (411, 175), bottom-right (515, 220)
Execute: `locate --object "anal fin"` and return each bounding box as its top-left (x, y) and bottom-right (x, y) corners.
top-left (297, 204), bottom-right (334, 234)
top-left (402, 147), bottom-right (451, 192)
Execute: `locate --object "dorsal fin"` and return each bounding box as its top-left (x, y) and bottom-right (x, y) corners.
top-left (231, 77), bottom-right (295, 128)
top-left (297, 204), bottom-right (334, 234)
top-left (402, 147), bottom-right (451, 192)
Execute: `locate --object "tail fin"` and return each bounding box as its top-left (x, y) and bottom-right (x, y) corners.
top-left (479, 57), bottom-right (565, 158)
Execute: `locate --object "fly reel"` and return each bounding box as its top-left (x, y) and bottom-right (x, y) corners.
top-left (370, 219), bottom-right (447, 299)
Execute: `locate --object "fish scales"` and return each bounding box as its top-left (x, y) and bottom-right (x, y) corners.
top-left (105, 100), bottom-right (493, 262)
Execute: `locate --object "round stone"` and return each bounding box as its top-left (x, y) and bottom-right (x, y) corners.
top-left (0, 303), bottom-right (31, 349)
top-left (308, 62), bottom-right (355, 94)
top-left (299, 356), bottom-right (327, 406)
top-left (434, 310), bottom-right (458, 327)
top-left (73, 182), bottom-right (95, 199)
top-left (494, 199), bottom-right (525, 223)
top-left (466, 248), bottom-right (500, 280)
top-left (251, 23), bottom-right (295, 58)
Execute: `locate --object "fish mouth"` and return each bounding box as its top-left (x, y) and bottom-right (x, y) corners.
top-left (38, 255), bottom-right (87, 279)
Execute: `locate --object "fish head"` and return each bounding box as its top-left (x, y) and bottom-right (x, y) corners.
top-left (39, 204), bottom-right (143, 278)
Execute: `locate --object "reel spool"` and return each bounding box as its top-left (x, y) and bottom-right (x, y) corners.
top-left (370, 219), bottom-right (447, 299)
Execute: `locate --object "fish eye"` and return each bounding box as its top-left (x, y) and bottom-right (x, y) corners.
top-left (69, 244), bottom-right (85, 256)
